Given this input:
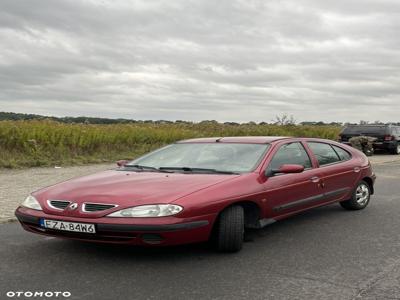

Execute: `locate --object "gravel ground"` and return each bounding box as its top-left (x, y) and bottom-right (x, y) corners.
top-left (0, 163), bottom-right (114, 222)
top-left (0, 154), bottom-right (398, 223)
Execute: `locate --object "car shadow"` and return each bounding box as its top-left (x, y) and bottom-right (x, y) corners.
top-left (63, 239), bottom-right (214, 258)
top-left (47, 203), bottom-right (353, 260)
top-left (246, 204), bottom-right (349, 238)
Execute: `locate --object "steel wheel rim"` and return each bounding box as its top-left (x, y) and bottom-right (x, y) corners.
top-left (356, 184), bottom-right (370, 205)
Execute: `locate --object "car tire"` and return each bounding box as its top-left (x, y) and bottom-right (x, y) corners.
top-left (364, 148), bottom-right (374, 156)
top-left (216, 205), bottom-right (244, 252)
top-left (340, 180), bottom-right (371, 210)
top-left (390, 143), bottom-right (400, 155)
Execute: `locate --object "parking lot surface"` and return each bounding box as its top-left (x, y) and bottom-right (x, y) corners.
top-left (1, 155), bottom-right (400, 299)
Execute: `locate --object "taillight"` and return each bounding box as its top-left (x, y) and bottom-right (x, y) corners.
top-left (384, 135), bottom-right (394, 141)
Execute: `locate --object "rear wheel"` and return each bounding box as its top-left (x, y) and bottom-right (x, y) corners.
top-left (391, 143), bottom-right (400, 155)
top-left (340, 181), bottom-right (371, 210)
top-left (216, 205), bottom-right (244, 252)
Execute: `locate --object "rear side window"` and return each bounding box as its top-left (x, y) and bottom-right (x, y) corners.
top-left (307, 142), bottom-right (340, 166)
top-left (268, 142), bottom-right (312, 171)
top-left (332, 145), bottom-right (351, 161)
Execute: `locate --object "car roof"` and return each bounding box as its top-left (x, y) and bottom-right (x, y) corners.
top-left (177, 136), bottom-right (292, 144)
top-left (177, 137), bottom-right (351, 147)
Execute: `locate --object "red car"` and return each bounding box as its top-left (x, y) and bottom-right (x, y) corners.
top-left (15, 137), bottom-right (376, 252)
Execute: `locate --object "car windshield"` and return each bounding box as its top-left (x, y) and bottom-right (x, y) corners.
top-left (128, 143), bottom-right (270, 173)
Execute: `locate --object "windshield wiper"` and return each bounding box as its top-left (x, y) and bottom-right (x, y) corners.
top-left (158, 167), bottom-right (239, 175)
top-left (123, 164), bottom-right (172, 173)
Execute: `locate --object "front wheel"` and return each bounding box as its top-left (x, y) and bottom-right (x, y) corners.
top-left (364, 148), bottom-right (374, 156)
top-left (216, 205), bottom-right (244, 252)
top-left (340, 181), bottom-right (371, 210)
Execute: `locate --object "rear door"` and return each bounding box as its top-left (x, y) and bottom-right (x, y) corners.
top-left (262, 141), bottom-right (325, 217)
top-left (306, 142), bottom-right (359, 202)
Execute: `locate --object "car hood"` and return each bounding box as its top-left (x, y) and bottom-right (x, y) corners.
top-left (35, 170), bottom-right (240, 208)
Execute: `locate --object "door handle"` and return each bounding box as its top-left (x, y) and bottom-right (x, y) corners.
top-left (310, 176), bottom-right (320, 183)
top-left (354, 167), bottom-right (361, 173)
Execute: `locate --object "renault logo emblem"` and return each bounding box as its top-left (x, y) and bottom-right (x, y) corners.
top-left (68, 203), bottom-right (78, 210)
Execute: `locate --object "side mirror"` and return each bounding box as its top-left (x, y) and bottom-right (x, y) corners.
top-left (116, 160), bottom-right (129, 167)
top-left (267, 164), bottom-right (305, 176)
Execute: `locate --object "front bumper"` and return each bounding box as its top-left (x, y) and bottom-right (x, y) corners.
top-left (15, 207), bottom-right (216, 246)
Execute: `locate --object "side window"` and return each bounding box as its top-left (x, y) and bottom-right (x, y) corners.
top-left (332, 145), bottom-right (351, 161)
top-left (307, 142), bottom-right (341, 166)
top-left (268, 142), bottom-right (312, 171)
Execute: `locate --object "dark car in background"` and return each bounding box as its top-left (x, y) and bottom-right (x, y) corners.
top-left (339, 124), bottom-right (400, 155)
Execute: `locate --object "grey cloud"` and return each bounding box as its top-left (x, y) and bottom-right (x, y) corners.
top-left (0, 0), bottom-right (399, 123)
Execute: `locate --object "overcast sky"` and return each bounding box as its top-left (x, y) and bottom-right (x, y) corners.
top-left (0, 0), bottom-right (399, 123)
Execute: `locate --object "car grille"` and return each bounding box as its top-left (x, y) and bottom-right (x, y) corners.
top-left (83, 203), bottom-right (117, 212)
top-left (48, 200), bottom-right (70, 210)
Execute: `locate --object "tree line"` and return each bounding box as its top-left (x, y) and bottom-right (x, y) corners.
top-left (1, 111), bottom-right (398, 126)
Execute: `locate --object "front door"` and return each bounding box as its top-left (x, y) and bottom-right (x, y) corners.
top-left (262, 142), bottom-right (324, 218)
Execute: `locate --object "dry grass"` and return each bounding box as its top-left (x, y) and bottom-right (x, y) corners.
top-left (0, 120), bottom-right (341, 168)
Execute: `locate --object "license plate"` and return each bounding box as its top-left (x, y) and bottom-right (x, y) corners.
top-left (40, 219), bottom-right (96, 233)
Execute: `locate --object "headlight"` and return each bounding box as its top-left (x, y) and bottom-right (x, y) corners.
top-left (107, 204), bottom-right (183, 218)
top-left (21, 195), bottom-right (42, 211)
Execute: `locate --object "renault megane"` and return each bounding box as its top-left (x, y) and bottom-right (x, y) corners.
top-left (15, 137), bottom-right (376, 252)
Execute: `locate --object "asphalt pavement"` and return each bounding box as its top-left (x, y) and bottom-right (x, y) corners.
top-left (1, 160), bottom-right (400, 300)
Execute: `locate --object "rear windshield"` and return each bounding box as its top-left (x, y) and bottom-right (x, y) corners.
top-left (342, 126), bottom-right (389, 135)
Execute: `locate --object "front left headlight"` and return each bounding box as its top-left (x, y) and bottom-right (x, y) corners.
top-left (107, 204), bottom-right (183, 218)
top-left (21, 195), bottom-right (42, 211)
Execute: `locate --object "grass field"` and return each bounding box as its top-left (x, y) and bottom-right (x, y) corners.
top-left (0, 120), bottom-right (341, 168)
